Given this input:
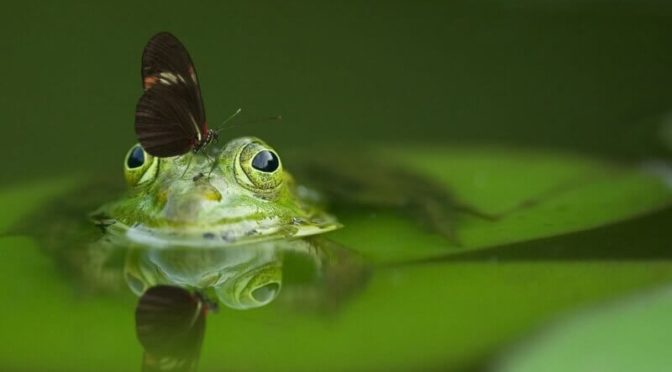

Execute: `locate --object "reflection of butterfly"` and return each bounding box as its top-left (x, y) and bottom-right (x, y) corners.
top-left (135, 285), bottom-right (209, 371)
top-left (135, 32), bottom-right (215, 157)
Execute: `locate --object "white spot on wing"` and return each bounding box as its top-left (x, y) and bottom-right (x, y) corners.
top-left (157, 72), bottom-right (187, 85)
top-left (189, 113), bottom-right (202, 141)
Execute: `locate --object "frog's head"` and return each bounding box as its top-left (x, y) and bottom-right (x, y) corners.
top-left (99, 136), bottom-right (339, 247)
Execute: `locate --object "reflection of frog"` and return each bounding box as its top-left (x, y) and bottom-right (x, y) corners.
top-left (125, 242), bottom-right (285, 310)
top-left (123, 238), bottom-right (364, 311)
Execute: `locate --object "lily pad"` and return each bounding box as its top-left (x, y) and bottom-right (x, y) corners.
top-left (331, 146), bottom-right (672, 263)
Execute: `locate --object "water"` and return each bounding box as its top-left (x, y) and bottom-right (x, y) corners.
top-left (2, 1), bottom-right (672, 371)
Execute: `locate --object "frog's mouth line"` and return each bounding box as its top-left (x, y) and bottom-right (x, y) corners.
top-left (106, 217), bottom-right (342, 249)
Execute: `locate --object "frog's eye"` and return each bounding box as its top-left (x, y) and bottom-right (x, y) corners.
top-left (215, 263), bottom-right (282, 310)
top-left (251, 150), bottom-right (280, 172)
top-left (235, 141), bottom-right (283, 191)
top-left (124, 144), bottom-right (159, 186)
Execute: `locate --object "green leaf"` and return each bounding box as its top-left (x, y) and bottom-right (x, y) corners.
top-left (497, 284), bottom-right (672, 372)
top-left (331, 146), bottom-right (672, 263)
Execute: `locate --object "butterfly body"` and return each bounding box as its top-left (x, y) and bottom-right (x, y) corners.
top-left (193, 129), bottom-right (217, 153)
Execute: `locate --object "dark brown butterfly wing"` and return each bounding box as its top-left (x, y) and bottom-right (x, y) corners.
top-left (135, 285), bottom-right (206, 372)
top-left (135, 83), bottom-right (204, 157)
top-left (136, 32), bottom-right (207, 157)
top-left (142, 32), bottom-right (198, 91)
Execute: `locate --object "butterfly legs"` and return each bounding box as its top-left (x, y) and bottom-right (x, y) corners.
top-left (205, 151), bottom-right (220, 178)
top-left (180, 154), bottom-right (195, 179)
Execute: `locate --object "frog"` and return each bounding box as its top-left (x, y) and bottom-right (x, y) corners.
top-left (94, 137), bottom-right (341, 248)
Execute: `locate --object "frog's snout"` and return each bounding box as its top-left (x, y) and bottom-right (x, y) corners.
top-left (189, 175), bottom-right (223, 202)
top-left (162, 182), bottom-right (224, 223)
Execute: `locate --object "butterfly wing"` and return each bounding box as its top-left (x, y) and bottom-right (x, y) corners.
top-left (135, 32), bottom-right (207, 157)
top-left (135, 83), bottom-right (204, 157)
top-left (135, 285), bottom-right (206, 371)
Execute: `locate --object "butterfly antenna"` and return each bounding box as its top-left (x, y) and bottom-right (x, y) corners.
top-left (213, 108), bottom-right (242, 134)
top-left (241, 114), bottom-right (283, 126)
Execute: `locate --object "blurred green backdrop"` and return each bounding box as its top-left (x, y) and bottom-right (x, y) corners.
top-left (3, 1), bottom-right (672, 184)
top-left (3, 2), bottom-right (672, 371)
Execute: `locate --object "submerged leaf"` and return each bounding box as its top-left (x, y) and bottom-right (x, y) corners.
top-left (497, 284), bottom-right (672, 372)
top-left (3, 239), bottom-right (672, 371)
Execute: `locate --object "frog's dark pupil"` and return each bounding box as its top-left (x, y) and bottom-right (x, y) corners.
top-left (251, 150), bottom-right (279, 172)
top-left (127, 146), bottom-right (145, 169)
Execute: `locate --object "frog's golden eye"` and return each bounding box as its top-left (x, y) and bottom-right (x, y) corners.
top-left (124, 144), bottom-right (159, 186)
top-left (215, 263), bottom-right (282, 310)
top-left (236, 141), bottom-right (283, 191)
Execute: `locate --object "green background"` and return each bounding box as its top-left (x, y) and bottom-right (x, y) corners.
top-left (3, 1), bottom-right (672, 183)
top-left (3, 1), bottom-right (672, 371)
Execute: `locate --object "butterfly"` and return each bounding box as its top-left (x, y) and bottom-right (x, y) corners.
top-left (135, 285), bottom-right (211, 371)
top-left (135, 32), bottom-right (216, 157)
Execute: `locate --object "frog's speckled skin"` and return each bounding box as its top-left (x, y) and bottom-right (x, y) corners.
top-left (93, 137), bottom-right (341, 249)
